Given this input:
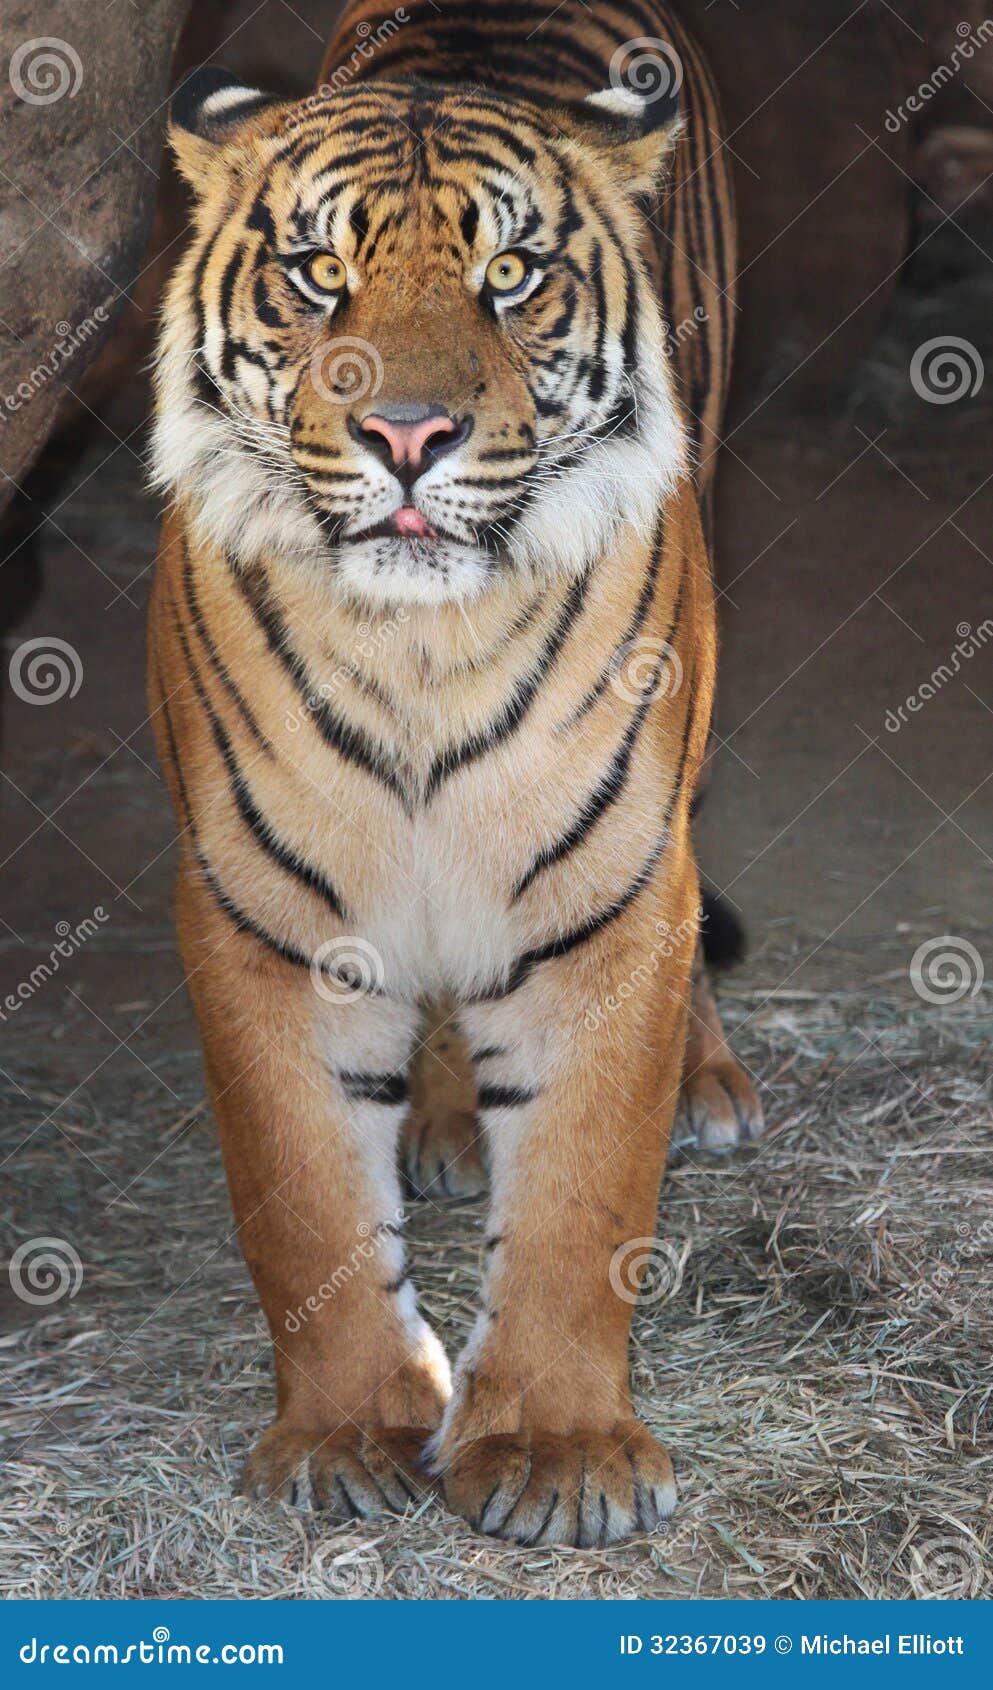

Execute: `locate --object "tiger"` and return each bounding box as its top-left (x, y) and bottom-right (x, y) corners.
top-left (148, 0), bottom-right (761, 1547)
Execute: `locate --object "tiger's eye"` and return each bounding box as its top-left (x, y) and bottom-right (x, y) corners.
top-left (485, 251), bottom-right (529, 294)
top-left (305, 252), bottom-right (348, 293)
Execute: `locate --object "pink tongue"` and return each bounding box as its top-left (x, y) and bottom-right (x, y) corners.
top-left (392, 506), bottom-right (435, 538)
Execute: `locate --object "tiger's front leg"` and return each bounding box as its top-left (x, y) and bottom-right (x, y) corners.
top-left (430, 870), bottom-right (698, 1547)
top-left (174, 865), bottom-right (451, 1517)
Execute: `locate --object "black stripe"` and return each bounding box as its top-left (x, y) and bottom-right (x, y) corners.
top-left (681, 28), bottom-right (733, 401)
top-left (217, 244), bottom-right (248, 383)
top-left (153, 674), bottom-right (325, 976)
top-left (171, 602), bottom-right (349, 921)
top-left (470, 1044), bottom-right (506, 1062)
top-left (366, 11), bottom-right (617, 90)
top-left (482, 709), bottom-right (696, 1000)
top-left (512, 649), bottom-right (669, 900)
top-left (563, 517), bottom-right (672, 728)
top-left (339, 1069), bottom-right (409, 1106)
top-left (424, 570), bottom-right (589, 801)
top-left (587, 237), bottom-right (608, 405)
top-left (191, 231), bottom-right (223, 405)
top-left (460, 198), bottom-right (479, 247)
top-left (349, 197), bottom-right (371, 251)
top-left (233, 565), bottom-right (409, 807)
top-left (477, 1084), bottom-right (538, 1110)
top-left (181, 545), bottom-right (273, 756)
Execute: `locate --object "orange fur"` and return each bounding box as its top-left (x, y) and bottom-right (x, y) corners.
top-left (148, 1), bottom-right (753, 1544)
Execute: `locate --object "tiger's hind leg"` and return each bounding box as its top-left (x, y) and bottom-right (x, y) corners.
top-left (400, 1001), bottom-right (488, 1200)
top-left (404, 968), bottom-right (765, 1180)
top-left (676, 943), bottom-right (765, 1150)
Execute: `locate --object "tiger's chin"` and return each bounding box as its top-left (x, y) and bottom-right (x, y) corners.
top-left (332, 534), bottom-right (495, 607)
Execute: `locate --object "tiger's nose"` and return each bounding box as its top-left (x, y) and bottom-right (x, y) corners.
top-left (353, 406), bottom-right (471, 474)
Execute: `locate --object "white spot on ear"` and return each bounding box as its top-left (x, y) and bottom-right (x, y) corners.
top-left (586, 87), bottom-right (650, 121)
top-left (201, 84), bottom-right (266, 119)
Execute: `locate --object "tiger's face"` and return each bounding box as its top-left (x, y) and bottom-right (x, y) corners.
top-left (154, 72), bottom-right (685, 608)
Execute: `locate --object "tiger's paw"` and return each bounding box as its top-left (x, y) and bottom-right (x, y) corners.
top-left (438, 1421), bottom-right (675, 1546)
top-left (241, 1421), bottom-right (431, 1518)
top-left (402, 1104), bottom-right (487, 1199)
top-left (677, 1054), bottom-right (765, 1151)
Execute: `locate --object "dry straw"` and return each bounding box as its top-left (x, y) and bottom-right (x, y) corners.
top-left (2, 970), bottom-right (990, 1599)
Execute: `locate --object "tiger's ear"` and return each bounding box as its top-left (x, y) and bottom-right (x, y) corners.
top-left (168, 67), bottom-right (285, 190)
top-left (561, 86), bottom-right (683, 198)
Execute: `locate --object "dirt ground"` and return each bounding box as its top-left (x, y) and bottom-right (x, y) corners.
top-left (1, 196), bottom-right (992, 1598)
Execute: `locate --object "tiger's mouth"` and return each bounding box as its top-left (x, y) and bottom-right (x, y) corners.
top-left (343, 505), bottom-right (489, 553)
top-left (349, 505), bottom-right (442, 544)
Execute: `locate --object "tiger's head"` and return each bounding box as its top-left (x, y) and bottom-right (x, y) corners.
top-left (153, 69), bottom-right (686, 607)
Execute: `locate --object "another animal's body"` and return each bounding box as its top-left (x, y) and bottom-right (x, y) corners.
top-left (149, 0), bottom-right (758, 1545)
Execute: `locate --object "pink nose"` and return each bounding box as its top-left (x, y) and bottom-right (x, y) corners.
top-left (359, 409), bottom-right (459, 470)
